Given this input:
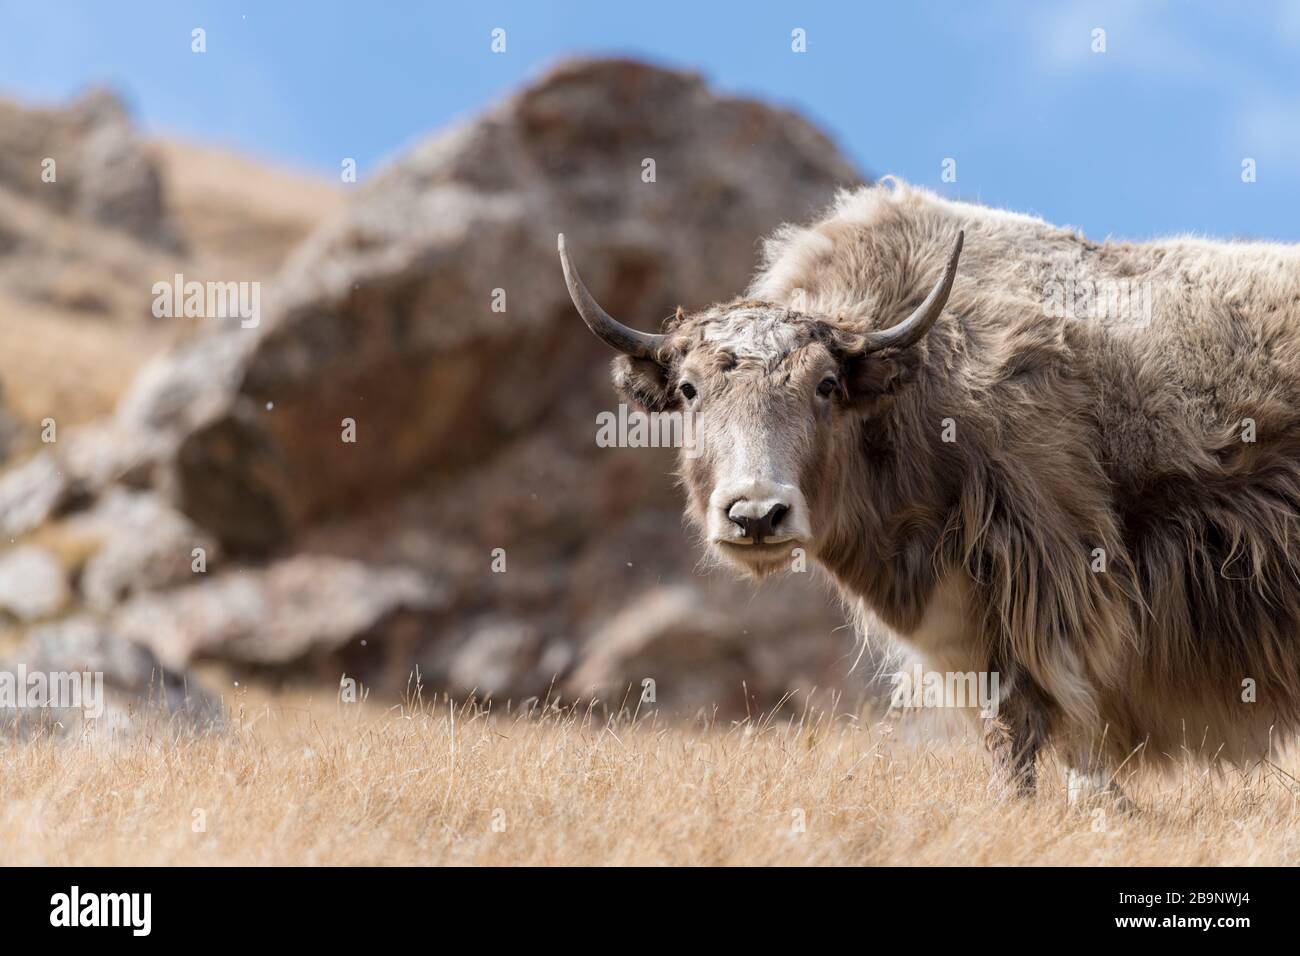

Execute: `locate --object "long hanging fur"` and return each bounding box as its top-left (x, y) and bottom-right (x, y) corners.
top-left (740, 179), bottom-right (1300, 769)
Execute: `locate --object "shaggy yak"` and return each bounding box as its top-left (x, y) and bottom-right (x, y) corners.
top-left (558, 180), bottom-right (1300, 799)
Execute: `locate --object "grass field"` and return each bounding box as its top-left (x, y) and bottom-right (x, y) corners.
top-left (2, 691), bottom-right (1298, 866)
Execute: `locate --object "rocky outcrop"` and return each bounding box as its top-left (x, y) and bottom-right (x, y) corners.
top-left (64, 489), bottom-right (222, 611)
top-left (0, 545), bottom-right (68, 621)
top-left (154, 57), bottom-right (861, 550)
top-left (0, 617), bottom-right (222, 735)
top-left (113, 553), bottom-right (445, 673)
top-left (0, 88), bottom-right (175, 246)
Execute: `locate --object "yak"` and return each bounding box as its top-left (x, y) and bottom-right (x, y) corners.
top-left (558, 179), bottom-right (1300, 800)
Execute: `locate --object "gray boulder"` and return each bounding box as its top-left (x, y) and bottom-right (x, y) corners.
top-left (112, 554), bottom-right (446, 671)
top-left (0, 545), bottom-right (69, 621)
top-left (0, 617), bottom-right (221, 735)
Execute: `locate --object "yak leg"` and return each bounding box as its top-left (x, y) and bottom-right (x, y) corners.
top-left (983, 668), bottom-right (1051, 796)
top-left (984, 711), bottom-right (1040, 796)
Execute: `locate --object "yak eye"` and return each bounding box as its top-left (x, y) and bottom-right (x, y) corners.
top-left (816, 376), bottom-right (837, 398)
top-left (680, 382), bottom-right (697, 400)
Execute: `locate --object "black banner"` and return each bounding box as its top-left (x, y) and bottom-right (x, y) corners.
top-left (0, 866), bottom-right (1282, 940)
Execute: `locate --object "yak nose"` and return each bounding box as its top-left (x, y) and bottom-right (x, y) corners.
top-left (728, 500), bottom-right (790, 544)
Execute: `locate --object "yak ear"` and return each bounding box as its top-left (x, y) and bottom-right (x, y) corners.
top-left (611, 354), bottom-right (677, 412)
top-left (838, 346), bottom-right (921, 408)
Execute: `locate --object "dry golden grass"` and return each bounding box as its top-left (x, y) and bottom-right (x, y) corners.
top-left (2, 690), bottom-right (1298, 866)
top-left (0, 293), bottom-right (158, 429)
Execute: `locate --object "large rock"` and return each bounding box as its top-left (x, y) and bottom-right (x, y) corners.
top-left (141, 57), bottom-right (861, 552)
top-left (565, 580), bottom-right (865, 714)
top-left (0, 422), bottom-right (156, 539)
top-left (64, 488), bottom-right (222, 611)
top-left (0, 544), bottom-right (69, 621)
top-left (0, 617), bottom-right (221, 735)
top-left (112, 554), bottom-right (446, 672)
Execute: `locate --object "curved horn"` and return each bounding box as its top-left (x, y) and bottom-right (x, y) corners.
top-left (558, 234), bottom-right (666, 359)
top-left (862, 230), bottom-right (963, 352)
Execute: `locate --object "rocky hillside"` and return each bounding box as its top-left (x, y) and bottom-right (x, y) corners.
top-left (0, 58), bottom-right (870, 726)
top-left (0, 89), bottom-right (341, 455)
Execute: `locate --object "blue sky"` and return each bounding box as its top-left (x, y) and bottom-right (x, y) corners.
top-left (2, 1), bottom-right (1298, 240)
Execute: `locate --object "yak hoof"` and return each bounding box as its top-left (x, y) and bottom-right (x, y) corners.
top-left (1067, 768), bottom-right (1136, 813)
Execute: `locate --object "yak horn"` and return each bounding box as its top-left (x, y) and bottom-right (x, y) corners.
top-left (558, 234), bottom-right (666, 359)
top-left (862, 230), bottom-right (963, 352)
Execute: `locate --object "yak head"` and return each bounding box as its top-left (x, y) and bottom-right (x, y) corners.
top-left (559, 231), bottom-right (962, 577)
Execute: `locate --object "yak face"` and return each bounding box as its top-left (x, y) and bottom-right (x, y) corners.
top-left (557, 231), bottom-right (963, 577)
top-left (618, 309), bottom-right (843, 574)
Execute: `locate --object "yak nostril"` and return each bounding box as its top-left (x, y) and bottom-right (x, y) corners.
top-left (766, 504), bottom-right (789, 531)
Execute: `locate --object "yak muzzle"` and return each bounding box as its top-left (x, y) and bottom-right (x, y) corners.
top-left (709, 480), bottom-right (812, 557)
top-left (728, 501), bottom-right (790, 545)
